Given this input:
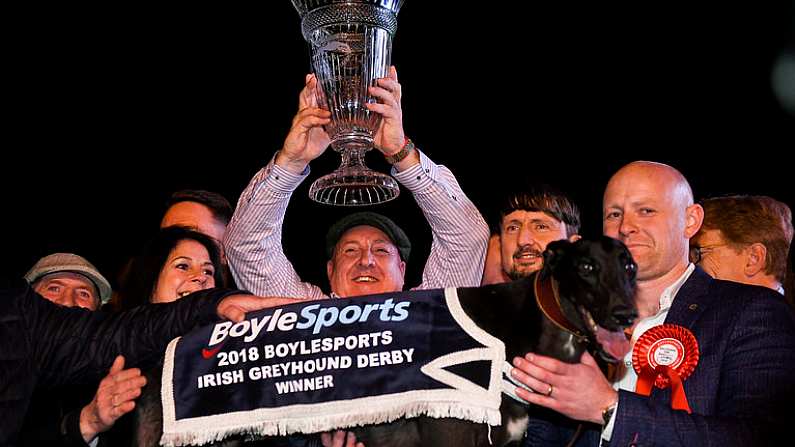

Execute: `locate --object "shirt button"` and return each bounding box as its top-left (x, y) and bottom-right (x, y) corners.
top-left (424, 168), bottom-right (429, 173)
top-left (416, 176), bottom-right (421, 180)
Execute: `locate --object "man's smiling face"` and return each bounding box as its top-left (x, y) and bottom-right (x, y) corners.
top-left (500, 210), bottom-right (568, 279)
top-left (327, 225), bottom-right (406, 297)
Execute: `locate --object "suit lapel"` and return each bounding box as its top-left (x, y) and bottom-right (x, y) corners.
top-left (664, 267), bottom-right (713, 329)
top-left (647, 267), bottom-right (713, 412)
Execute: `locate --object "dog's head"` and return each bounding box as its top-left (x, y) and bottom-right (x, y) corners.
top-left (541, 236), bottom-right (637, 362)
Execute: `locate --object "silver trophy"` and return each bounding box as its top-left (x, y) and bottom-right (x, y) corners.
top-left (291, 0), bottom-right (405, 206)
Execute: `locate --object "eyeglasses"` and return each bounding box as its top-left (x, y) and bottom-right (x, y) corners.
top-left (689, 244), bottom-right (728, 264)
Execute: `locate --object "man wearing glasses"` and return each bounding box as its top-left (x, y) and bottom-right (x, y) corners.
top-left (690, 195), bottom-right (793, 295)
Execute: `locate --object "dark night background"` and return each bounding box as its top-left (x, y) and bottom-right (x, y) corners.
top-left (4, 2), bottom-right (794, 291)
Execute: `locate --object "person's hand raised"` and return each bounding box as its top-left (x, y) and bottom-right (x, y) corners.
top-left (276, 74), bottom-right (332, 174)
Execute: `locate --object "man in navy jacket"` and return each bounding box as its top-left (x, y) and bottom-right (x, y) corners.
top-left (511, 161), bottom-right (795, 446)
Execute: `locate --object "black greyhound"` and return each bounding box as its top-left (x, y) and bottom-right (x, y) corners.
top-left (134, 236), bottom-right (637, 447)
top-left (348, 236), bottom-right (637, 447)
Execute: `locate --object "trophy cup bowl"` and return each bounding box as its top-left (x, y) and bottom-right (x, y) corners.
top-left (292, 0), bottom-right (405, 206)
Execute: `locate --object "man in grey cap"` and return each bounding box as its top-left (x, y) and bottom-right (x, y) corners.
top-left (25, 253), bottom-right (112, 311)
top-left (21, 253), bottom-right (129, 446)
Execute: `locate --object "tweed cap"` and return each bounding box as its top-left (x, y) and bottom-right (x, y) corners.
top-left (25, 253), bottom-right (113, 304)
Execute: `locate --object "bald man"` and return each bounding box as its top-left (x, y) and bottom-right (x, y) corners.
top-left (510, 162), bottom-right (795, 446)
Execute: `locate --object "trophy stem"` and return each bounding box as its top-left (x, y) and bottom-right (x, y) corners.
top-left (338, 147), bottom-right (367, 171)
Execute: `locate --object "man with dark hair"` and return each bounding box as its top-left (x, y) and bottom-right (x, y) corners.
top-left (477, 187), bottom-right (585, 445)
top-left (161, 189), bottom-right (233, 245)
top-left (691, 195), bottom-right (793, 294)
top-left (161, 189), bottom-right (236, 288)
top-left (482, 186), bottom-right (581, 285)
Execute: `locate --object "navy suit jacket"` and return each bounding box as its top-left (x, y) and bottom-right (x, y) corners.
top-left (523, 268), bottom-right (795, 447)
top-left (608, 268), bottom-right (795, 446)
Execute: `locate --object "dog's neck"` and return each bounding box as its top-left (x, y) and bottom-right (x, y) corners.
top-left (534, 274), bottom-right (591, 363)
top-left (533, 274), bottom-right (588, 341)
top-left (456, 274), bottom-right (588, 364)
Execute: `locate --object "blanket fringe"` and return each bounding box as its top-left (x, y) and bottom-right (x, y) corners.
top-left (161, 402), bottom-right (500, 447)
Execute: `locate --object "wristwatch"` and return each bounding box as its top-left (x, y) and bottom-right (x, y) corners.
top-left (385, 138), bottom-right (415, 164)
top-left (602, 401), bottom-right (618, 426)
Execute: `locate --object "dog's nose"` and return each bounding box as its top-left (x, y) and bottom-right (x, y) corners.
top-left (611, 305), bottom-right (638, 327)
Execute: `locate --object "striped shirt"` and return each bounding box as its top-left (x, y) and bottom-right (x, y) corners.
top-left (223, 150), bottom-right (489, 299)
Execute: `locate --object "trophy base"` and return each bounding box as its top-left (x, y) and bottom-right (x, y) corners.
top-left (309, 168), bottom-right (400, 206)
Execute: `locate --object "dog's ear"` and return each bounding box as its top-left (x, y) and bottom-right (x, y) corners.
top-left (542, 239), bottom-right (571, 277)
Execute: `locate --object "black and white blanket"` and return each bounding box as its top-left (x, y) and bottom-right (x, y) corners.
top-left (160, 288), bottom-right (505, 446)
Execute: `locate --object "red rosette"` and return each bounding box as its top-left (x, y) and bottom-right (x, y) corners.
top-left (633, 324), bottom-right (699, 389)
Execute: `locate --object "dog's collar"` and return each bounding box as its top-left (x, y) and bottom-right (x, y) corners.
top-left (534, 274), bottom-right (588, 342)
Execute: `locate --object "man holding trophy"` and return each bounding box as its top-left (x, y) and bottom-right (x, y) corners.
top-left (223, 2), bottom-right (489, 445)
top-left (224, 66), bottom-right (489, 299)
top-left (224, 0), bottom-right (489, 302)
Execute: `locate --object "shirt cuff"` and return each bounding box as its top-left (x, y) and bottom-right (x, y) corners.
top-left (391, 149), bottom-right (439, 192)
top-left (257, 154), bottom-right (309, 195)
top-left (600, 395), bottom-right (620, 442)
top-left (61, 409), bottom-right (92, 447)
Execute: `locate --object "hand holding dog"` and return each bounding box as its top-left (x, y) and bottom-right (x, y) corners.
top-left (511, 351), bottom-right (618, 424)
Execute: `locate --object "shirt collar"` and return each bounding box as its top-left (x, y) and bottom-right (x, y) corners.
top-left (659, 263), bottom-right (696, 311)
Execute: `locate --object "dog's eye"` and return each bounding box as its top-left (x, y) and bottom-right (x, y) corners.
top-left (625, 262), bottom-right (637, 278)
top-left (579, 262), bottom-right (595, 275)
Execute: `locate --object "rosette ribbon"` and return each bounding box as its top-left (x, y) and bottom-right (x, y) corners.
top-left (632, 324), bottom-right (699, 413)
